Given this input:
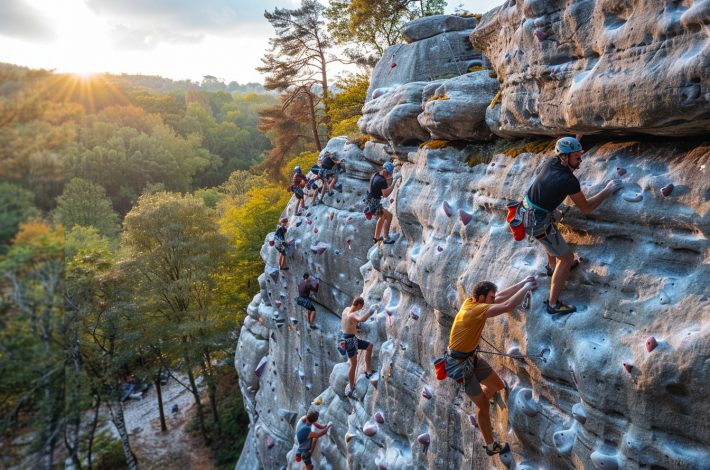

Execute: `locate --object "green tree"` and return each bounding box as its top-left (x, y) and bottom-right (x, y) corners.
top-left (325, 0), bottom-right (446, 65)
top-left (0, 182), bottom-right (39, 248)
top-left (54, 178), bottom-right (120, 238)
top-left (325, 73), bottom-right (370, 138)
top-left (121, 192), bottom-right (232, 444)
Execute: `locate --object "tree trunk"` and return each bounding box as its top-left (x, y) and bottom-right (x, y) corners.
top-left (107, 397), bottom-right (139, 470)
top-left (305, 90), bottom-right (322, 151)
top-left (202, 354), bottom-right (220, 428)
top-left (87, 394), bottom-right (101, 470)
top-left (188, 369), bottom-right (210, 445)
top-left (155, 373), bottom-right (167, 432)
top-left (319, 53), bottom-right (331, 136)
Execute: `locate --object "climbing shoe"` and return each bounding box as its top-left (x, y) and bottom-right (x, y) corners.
top-left (382, 237), bottom-right (396, 245)
top-left (545, 259), bottom-right (580, 277)
top-left (545, 300), bottom-right (576, 315)
top-left (309, 323), bottom-right (319, 330)
top-left (484, 441), bottom-right (510, 456)
top-left (364, 370), bottom-right (376, 379)
top-left (373, 237), bottom-right (382, 243)
top-left (345, 385), bottom-right (356, 399)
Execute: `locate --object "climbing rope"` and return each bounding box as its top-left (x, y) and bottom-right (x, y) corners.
top-left (479, 336), bottom-right (545, 361)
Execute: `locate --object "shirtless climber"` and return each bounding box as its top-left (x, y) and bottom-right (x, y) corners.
top-left (296, 273), bottom-right (319, 329)
top-left (296, 410), bottom-right (330, 469)
top-left (365, 161), bottom-right (401, 244)
top-left (523, 136), bottom-right (623, 314)
top-left (446, 277), bottom-right (537, 456)
top-left (291, 166), bottom-right (308, 216)
top-left (339, 297), bottom-right (377, 399)
top-left (318, 151), bottom-right (342, 201)
top-left (274, 218), bottom-right (290, 271)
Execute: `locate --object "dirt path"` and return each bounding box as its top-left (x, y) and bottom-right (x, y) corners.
top-left (119, 378), bottom-right (214, 470)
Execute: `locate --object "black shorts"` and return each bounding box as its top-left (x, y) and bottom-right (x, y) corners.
top-left (292, 186), bottom-right (304, 199)
top-left (364, 195), bottom-right (383, 215)
top-left (296, 296), bottom-right (315, 312)
top-left (342, 333), bottom-right (370, 358)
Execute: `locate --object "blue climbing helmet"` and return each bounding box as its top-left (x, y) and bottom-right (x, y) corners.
top-left (383, 161), bottom-right (394, 175)
top-left (294, 166), bottom-right (302, 173)
top-left (555, 137), bottom-right (582, 156)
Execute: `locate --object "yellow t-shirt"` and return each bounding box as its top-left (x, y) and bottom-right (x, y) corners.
top-left (448, 298), bottom-right (490, 354)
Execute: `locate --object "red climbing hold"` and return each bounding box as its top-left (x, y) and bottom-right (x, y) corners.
top-left (269, 239), bottom-right (275, 246)
top-left (645, 336), bottom-right (657, 352)
top-left (660, 184), bottom-right (674, 197)
top-left (374, 412), bottom-right (385, 424)
top-left (623, 362), bottom-right (633, 374)
top-left (274, 300), bottom-right (282, 309)
top-left (418, 433), bottom-right (430, 445)
top-left (534, 30), bottom-right (546, 41)
top-left (616, 167), bottom-right (627, 176)
top-left (442, 201), bottom-right (453, 217)
top-left (266, 434), bottom-right (275, 449)
top-left (307, 219), bottom-right (313, 225)
top-left (347, 216), bottom-right (353, 222)
top-left (363, 423), bottom-right (378, 437)
top-left (314, 227), bottom-right (319, 234)
top-left (459, 210), bottom-right (472, 226)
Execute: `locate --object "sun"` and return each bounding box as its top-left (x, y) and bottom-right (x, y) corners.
top-left (73, 70), bottom-right (97, 81)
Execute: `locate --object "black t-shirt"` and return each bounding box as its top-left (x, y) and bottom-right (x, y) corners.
top-left (368, 174), bottom-right (388, 199)
top-left (526, 158), bottom-right (581, 211)
top-left (298, 279), bottom-right (316, 298)
top-left (275, 226), bottom-right (287, 240)
top-left (321, 155), bottom-right (336, 170)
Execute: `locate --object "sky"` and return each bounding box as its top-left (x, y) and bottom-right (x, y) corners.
top-left (0, 0), bottom-right (504, 84)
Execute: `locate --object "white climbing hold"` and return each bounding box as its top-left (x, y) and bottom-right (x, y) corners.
top-left (590, 450), bottom-right (619, 470)
top-left (645, 336), bottom-right (657, 352)
top-left (572, 403), bottom-right (587, 425)
top-left (659, 291), bottom-right (671, 305)
top-left (552, 428), bottom-right (575, 456)
top-left (515, 388), bottom-right (539, 417)
top-left (459, 210), bottom-right (472, 226)
top-left (507, 346), bottom-right (520, 356)
top-left (622, 192), bottom-right (643, 202)
top-left (442, 201), bottom-right (453, 217)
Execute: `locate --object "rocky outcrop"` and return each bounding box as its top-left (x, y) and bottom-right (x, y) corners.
top-left (367, 16), bottom-right (486, 100)
top-left (236, 10), bottom-right (710, 470)
top-left (401, 14), bottom-right (478, 43)
top-left (470, 0), bottom-right (710, 137)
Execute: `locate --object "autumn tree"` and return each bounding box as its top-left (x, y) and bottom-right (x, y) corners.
top-left (325, 73), bottom-right (370, 138)
top-left (325, 0), bottom-right (446, 65)
top-left (0, 183), bottom-right (39, 248)
top-left (259, 0), bottom-right (341, 151)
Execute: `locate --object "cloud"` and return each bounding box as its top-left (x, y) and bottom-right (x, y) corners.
top-left (87, 0), bottom-right (286, 34)
top-left (0, 0), bottom-right (55, 41)
top-left (110, 24), bottom-right (203, 50)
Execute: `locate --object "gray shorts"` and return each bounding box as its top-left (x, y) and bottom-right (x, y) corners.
top-left (537, 224), bottom-right (572, 258)
top-left (445, 355), bottom-right (493, 397)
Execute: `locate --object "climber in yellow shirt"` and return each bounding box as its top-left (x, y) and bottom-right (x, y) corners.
top-left (446, 276), bottom-right (537, 456)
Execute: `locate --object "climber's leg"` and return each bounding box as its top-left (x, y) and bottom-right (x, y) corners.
top-left (362, 342), bottom-right (373, 375)
top-left (480, 368), bottom-right (504, 400)
top-left (550, 251), bottom-right (574, 305)
top-left (469, 391), bottom-right (494, 446)
top-left (382, 209), bottom-right (393, 241)
top-left (347, 354), bottom-right (357, 391)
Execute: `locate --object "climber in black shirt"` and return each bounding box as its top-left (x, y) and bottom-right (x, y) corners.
top-left (365, 161), bottom-right (401, 244)
top-left (296, 273), bottom-right (319, 329)
top-left (274, 218), bottom-right (290, 271)
top-left (524, 137), bottom-right (623, 315)
top-left (319, 151), bottom-right (342, 201)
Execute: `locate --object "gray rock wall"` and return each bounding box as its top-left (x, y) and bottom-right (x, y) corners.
top-left (470, 0), bottom-right (710, 137)
top-left (236, 11), bottom-right (710, 470)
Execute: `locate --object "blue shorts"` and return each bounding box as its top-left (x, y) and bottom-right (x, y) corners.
top-left (341, 333), bottom-right (370, 358)
top-left (296, 296), bottom-right (315, 312)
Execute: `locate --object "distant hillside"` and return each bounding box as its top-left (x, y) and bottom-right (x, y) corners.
top-left (104, 73), bottom-right (270, 95)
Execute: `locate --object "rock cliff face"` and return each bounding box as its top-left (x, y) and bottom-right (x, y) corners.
top-left (236, 10), bottom-right (710, 470)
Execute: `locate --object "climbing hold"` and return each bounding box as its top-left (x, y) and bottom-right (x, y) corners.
top-left (295, 221), bottom-right (303, 227)
top-left (254, 357), bottom-right (268, 378)
top-left (516, 388), bottom-right (539, 417)
top-left (374, 412), bottom-right (385, 424)
top-left (459, 210), bottom-right (472, 226)
top-left (645, 336), bottom-right (657, 352)
top-left (468, 414), bottom-right (478, 428)
top-left (616, 167), bottom-right (627, 176)
top-left (328, 212), bottom-right (334, 221)
top-left (345, 432), bottom-right (355, 443)
top-left (390, 198), bottom-right (394, 204)
top-left (346, 239), bottom-right (352, 249)
top-left (370, 377), bottom-right (378, 389)
top-left (314, 397), bottom-right (323, 406)
top-left (622, 192), bottom-right (643, 202)
top-left (659, 291), bottom-right (671, 304)
top-left (442, 201), bottom-right (453, 217)
top-left (590, 451), bottom-right (619, 470)
top-left (305, 212), bottom-right (312, 217)
top-left (660, 184), bottom-right (674, 197)
top-left (553, 428), bottom-right (575, 456)
top-left (410, 306), bottom-right (420, 320)
top-left (422, 386), bottom-right (432, 400)
top-left (347, 216), bottom-right (353, 222)
top-left (269, 239), bottom-right (275, 246)
top-left (622, 362), bottom-right (633, 374)
top-left (363, 423), bottom-right (378, 437)
top-left (418, 433), bottom-right (430, 454)
top-left (507, 346), bottom-right (520, 356)
top-left (314, 227), bottom-right (319, 234)
top-left (437, 245), bottom-right (444, 252)
top-left (572, 403), bottom-right (587, 425)
top-left (385, 306), bottom-right (395, 316)
top-left (307, 219), bottom-right (313, 225)
top-left (274, 300), bottom-right (282, 309)
top-left (534, 30), bottom-right (546, 41)
top-left (266, 434), bottom-right (275, 449)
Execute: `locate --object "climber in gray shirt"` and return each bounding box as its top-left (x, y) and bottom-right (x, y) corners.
top-left (295, 410), bottom-right (330, 469)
